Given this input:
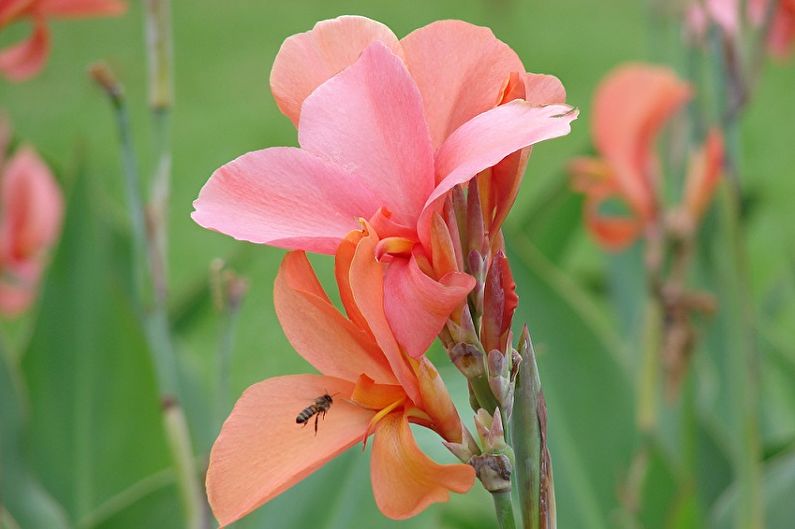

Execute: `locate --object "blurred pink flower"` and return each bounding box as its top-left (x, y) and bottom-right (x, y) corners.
top-left (570, 64), bottom-right (723, 249)
top-left (193, 16), bottom-right (576, 358)
top-left (762, 0), bottom-right (795, 57)
top-left (207, 246), bottom-right (474, 526)
top-left (0, 119), bottom-right (63, 315)
top-left (0, 0), bottom-right (126, 81)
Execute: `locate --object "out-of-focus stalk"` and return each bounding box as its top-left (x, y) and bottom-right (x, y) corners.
top-left (90, 62), bottom-right (205, 529)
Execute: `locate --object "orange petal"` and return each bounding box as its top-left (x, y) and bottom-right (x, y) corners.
top-left (274, 251), bottom-right (396, 385)
top-left (370, 412), bottom-right (475, 519)
top-left (335, 230), bottom-right (372, 334)
top-left (36, 0), bottom-right (126, 17)
top-left (348, 224), bottom-right (422, 404)
top-left (270, 16), bottom-right (403, 126)
top-left (413, 356), bottom-right (462, 443)
top-left (0, 17), bottom-right (49, 82)
top-left (683, 129), bottom-right (724, 222)
top-left (592, 64), bottom-right (692, 220)
top-left (206, 375), bottom-right (375, 527)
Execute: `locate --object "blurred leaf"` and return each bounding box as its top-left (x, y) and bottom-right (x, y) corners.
top-left (712, 450), bottom-right (795, 529)
top-left (508, 234), bottom-right (637, 529)
top-left (20, 170), bottom-right (175, 526)
top-left (0, 347), bottom-right (71, 529)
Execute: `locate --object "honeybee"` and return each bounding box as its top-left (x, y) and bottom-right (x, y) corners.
top-left (296, 393), bottom-right (334, 433)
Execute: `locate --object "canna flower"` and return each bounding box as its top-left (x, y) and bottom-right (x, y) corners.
top-left (570, 64), bottom-right (723, 249)
top-left (753, 0), bottom-right (795, 57)
top-left (206, 224), bottom-right (475, 526)
top-left (0, 118), bottom-right (63, 315)
top-left (193, 16), bottom-right (576, 358)
top-left (0, 0), bottom-right (126, 82)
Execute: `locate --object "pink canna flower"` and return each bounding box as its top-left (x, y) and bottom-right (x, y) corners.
top-left (0, 0), bottom-right (126, 82)
top-left (207, 229), bottom-right (475, 526)
top-left (765, 0), bottom-right (795, 57)
top-left (193, 16), bottom-right (577, 358)
top-left (570, 64), bottom-right (723, 249)
top-left (0, 119), bottom-right (63, 315)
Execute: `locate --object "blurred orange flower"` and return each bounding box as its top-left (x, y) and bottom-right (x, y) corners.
top-left (570, 64), bottom-right (723, 249)
top-left (0, 118), bottom-right (63, 315)
top-left (0, 0), bottom-right (126, 81)
top-left (206, 225), bottom-right (475, 527)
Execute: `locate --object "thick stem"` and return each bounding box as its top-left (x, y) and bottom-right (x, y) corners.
top-left (492, 491), bottom-right (518, 529)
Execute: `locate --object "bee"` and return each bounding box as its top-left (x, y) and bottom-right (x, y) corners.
top-left (296, 393), bottom-right (334, 434)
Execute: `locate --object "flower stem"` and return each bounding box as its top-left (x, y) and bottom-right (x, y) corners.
top-left (492, 491), bottom-right (518, 529)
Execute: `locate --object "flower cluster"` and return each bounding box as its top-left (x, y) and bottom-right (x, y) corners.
top-left (0, 117), bottom-right (63, 315)
top-left (194, 15), bottom-right (576, 527)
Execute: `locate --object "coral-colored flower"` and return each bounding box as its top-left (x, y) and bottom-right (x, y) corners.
top-left (0, 0), bottom-right (126, 81)
top-left (0, 119), bottom-right (63, 315)
top-left (206, 230), bottom-right (475, 526)
top-left (570, 64), bottom-right (723, 249)
top-left (764, 0), bottom-right (795, 57)
top-left (193, 16), bottom-right (576, 357)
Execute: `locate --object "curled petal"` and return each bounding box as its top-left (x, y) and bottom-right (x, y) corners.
top-left (401, 20), bottom-right (524, 148)
top-left (348, 225), bottom-right (421, 404)
top-left (413, 356), bottom-right (462, 443)
top-left (274, 251), bottom-right (396, 385)
top-left (592, 64), bottom-right (692, 220)
top-left (383, 253), bottom-right (475, 358)
top-left (370, 412), bottom-right (475, 519)
top-left (298, 42), bottom-right (434, 228)
top-left (420, 102), bottom-right (577, 246)
top-left (0, 17), bottom-right (49, 82)
top-left (192, 147), bottom-right (379, 254)
top-left (270, 15), bottom-right (403, 126)
top-left (206, 375), bottom-right (375, 527)
top-left (1, 146), bottom-right (63, 264)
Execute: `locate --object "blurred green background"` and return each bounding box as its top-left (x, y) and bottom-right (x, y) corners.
top-left (2, 0), bottom-right (794, 528)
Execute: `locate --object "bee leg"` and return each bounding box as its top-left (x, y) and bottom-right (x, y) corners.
top-left (314, 413), bottom-right (320, 434)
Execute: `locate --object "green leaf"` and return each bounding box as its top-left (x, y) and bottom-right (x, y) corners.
top-left (507, 234), bottom-right (638, 529)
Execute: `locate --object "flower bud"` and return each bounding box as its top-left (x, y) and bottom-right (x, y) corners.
top-left (474, 408), bottom-right (508, 453)
top-left (449, 342), bottom-right (485, 378)
top-left (442, 425), bottom-right (481, 463)
top-left (470, 454), bottom-right (512, 493)
top-left (487, 349), bottom-right (510, 406)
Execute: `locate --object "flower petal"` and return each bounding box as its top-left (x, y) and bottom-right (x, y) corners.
top-left (298, 42), bottom-right (434, 228)
top-left (274, 251), bottom-right (397, 384)
top-left (1, 146), bottom-right (63, 264)
top-left (370, 412), bottom-right (475, 519)
top-left (683, 129), bottom-right (724, 222)
top-left (0, 17), bottom-right (49, 82)
top-left (206, 375), bottom-right (375, 527)
top-left (192, 147), bottom-right (380, 254)
top-left (383, 253), bottom-right (474, 358)
top-left (348, 225), bottom-right (421, 405)
top-left (270, 16), bottom-right (403, 126)
top-left (35, 0), bottom-right (126, 17)
top-left (400, 20), bottom-right (524, 148)
top-left (592, 64), bottom-right (692, 220)
top-left (419, 102), bottom-right (577, 246)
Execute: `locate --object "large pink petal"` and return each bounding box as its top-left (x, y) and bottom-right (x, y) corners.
top-left (298, 42), bottom-right (434, 228)
top-left (592, 64), bottom-right (692, 220)
top-left (419, 102), bottom-right (577, 246)
top-left (36, 0), bottom-right (126, 17)
top-left (206, 375), bottom-right (375, 527)
top-left (400, 20), bottom-right (524, 149)
top-left (192, 147), bottom-right (381, 254)
top-left (0, 17), bottom-right (48, 82)
top-left (274, 251), bottom-right (397, 384)
top-left (270, 16), bottom-right (403, 126)
top-left (1, 146), bottom-right (63, 264)
top-left (370, 412), bottom-right (475, 520)
top-left (383, 254), bottom-right (474, 358)
top-left (348, 225), bottom-right (421, 405)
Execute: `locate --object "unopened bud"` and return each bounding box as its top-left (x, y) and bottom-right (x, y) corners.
top-left (471, 454), bottom-right (512, 493)
top-left (487, 349), bottom-right (510, 406)
top-left (449, 342), bottom-right (485, 378)
top-left (475, 408), bottom-right (507, 453)
top-left (467, 181), bottom-right (486, 257)
top-left (442, 426), bottom-right (481, 463)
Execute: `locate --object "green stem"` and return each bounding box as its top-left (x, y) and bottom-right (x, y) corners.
top-left (215, 305), bottom-right (242, 429)
top-left (492, 491), bottom-right (518, 529)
